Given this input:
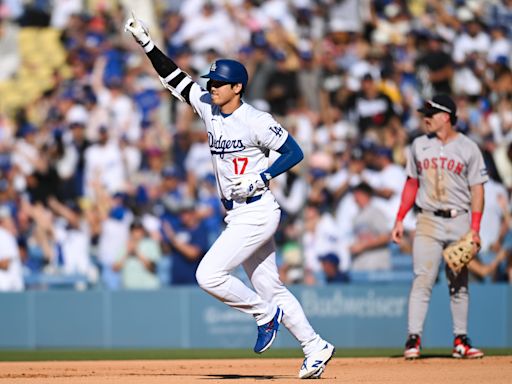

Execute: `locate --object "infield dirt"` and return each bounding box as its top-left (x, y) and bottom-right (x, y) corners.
top-left (0, 356), bottom-right (511, 383)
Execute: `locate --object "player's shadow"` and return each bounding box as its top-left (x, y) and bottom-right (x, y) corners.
top-left (203, 374), bottom-right (286, 380)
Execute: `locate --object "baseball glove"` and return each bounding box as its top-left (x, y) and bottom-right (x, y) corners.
top-left (443, 231), bottom-right (480, 274)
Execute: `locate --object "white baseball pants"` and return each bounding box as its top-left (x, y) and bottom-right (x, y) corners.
top-left (195, 192), bottom-right (322, 355)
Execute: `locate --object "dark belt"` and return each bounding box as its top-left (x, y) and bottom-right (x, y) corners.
top-left (221, 194), bottom-right (263, 211)
top-left (417, 207), bottom-right (468, 218)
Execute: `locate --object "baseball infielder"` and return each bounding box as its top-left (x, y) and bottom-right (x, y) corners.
top-left (125, 15), bottom-right (334, 379)
top-left (392, 94), bottom-right (487, 359)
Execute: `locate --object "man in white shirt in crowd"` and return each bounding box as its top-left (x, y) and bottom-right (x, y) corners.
top-left (348, 182), bottom-right (391, 271)
top-left (365, 145), bottom-right (414, 231)
top-left (12, 124), bottom-right (39, 179)
top-left (302, 201), bottom-right (340, 284)
top-left (0, 205), bottom-right (24, 291)
top-left (97, 192), bottom-right (133, 289)
top-left (84, 126), bottom-right (126, 198)
top-left (48, 198), bottom-right (98, 288)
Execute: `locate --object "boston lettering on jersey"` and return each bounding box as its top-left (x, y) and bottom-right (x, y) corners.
top-left (208, 132), bottom-right (246, 158)
top-left (416, 157), bottom-right (464, 175)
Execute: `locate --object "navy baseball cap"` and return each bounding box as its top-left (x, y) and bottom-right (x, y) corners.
top-left (112, 191), bottom-right (128, 202)
top-left (417, 94), bottom-right (457, 118)
top-left (351, 181), bottom-right (374, 196)
top-left (373, 145), bottom-right (393, 159)
top-left (202, 173), bottom-right (216, 185)
top-left (19, 123), bottom-right (37, 137)
top-left (360, 138), bottom-right (377, 152)
top-left (319, 253), bottom-right (340, 266)
top-left (201, 59), bottom-right (248, 87)
top-left (362, 72), bottom-right (374, 81)
top-left (161, 166), bottom-right (180, 179)
top-left (130, 219), bottom-right (145, 230)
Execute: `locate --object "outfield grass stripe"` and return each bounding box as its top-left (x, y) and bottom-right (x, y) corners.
top-left (0, 348), bottom-right (510, 362)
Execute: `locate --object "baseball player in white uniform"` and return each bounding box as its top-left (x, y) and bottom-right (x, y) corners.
top-left (392, 94), bottom-right (487, 359)
top-left (125, 15), bottom-right (334, 379)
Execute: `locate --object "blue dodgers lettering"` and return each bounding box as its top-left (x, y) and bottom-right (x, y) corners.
top-left (208, 132), bottom-right (246, 158)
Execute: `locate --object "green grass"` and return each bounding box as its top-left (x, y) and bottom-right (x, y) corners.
top-left (0, 348), bottom-right (511, 362)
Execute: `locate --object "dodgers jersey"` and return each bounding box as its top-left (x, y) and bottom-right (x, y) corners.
top-left (406, 133), bottom-right (488, 212)
top-left (188, 83), bottom-right (289, 200)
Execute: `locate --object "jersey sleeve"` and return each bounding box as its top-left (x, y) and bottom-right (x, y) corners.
top-left (251, 113), bottom-right (289, 151)
top-left (187, 83), bottom-right (211, 120)
top-left (467, 142), bottom-right (489, 186)
top-left (405, 142), bottom-right (418, 178)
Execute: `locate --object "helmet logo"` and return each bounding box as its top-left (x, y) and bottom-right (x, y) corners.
top-left (210, 62), bottom-right (217, 72)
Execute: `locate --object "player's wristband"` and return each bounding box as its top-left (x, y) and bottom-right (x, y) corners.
top-left (471, 211), bottom-right (482, 233)
top-left (142, 39), bottom-right (155, 53)
top-left (259, 172), bottom-right (271, 187)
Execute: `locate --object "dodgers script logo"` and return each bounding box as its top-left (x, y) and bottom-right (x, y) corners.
top-left (208, 132), bottom-right (246, 158)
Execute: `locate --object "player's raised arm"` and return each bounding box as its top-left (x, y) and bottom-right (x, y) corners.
top-left (124, 14), bottom-right (194, 104)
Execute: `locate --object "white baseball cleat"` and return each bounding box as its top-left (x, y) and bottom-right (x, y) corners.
top-left (298, 342), bottom-right (335, 379)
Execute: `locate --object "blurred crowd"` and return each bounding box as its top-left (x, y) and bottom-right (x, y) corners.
top-left (0, 0), bottom-right (512, 291)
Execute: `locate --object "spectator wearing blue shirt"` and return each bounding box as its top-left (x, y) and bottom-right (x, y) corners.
top-left (158, 166), bottom-right (187, 230)
top-left (163, 199), bottom-right (208, 285)
top-left (196, 173), bottom-right (224, 247)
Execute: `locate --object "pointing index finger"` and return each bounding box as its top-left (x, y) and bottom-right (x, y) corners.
top-left (130, 11), bottom-right (139, 27)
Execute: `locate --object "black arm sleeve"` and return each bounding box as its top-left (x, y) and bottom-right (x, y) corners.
top-left (145, 46), bottom-right (192, 103)
top-left (146, 46), bottom-right (177, 78)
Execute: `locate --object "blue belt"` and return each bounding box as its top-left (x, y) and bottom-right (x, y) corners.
top-left (221, 195), bottom-right (262, 210)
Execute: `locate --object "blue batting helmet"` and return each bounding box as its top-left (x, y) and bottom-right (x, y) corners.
top-left (201, 59), bottom-right (248, 87)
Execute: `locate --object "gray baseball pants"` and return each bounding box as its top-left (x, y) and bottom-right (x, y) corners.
top-left (408, 211), bottom-right (470, 336)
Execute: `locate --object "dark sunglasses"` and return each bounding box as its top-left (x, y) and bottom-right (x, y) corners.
top-left (207, 79), bottom-right (234, 91)
top-left (424, 110), bottom-right (442, 118)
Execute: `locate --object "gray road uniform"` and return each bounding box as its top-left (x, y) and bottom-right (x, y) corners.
top-left (406, 133), bottom-right (488, 336)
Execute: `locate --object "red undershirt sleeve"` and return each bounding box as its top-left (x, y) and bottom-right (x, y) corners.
top-left (396, 177), bottom-right (419, 222)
